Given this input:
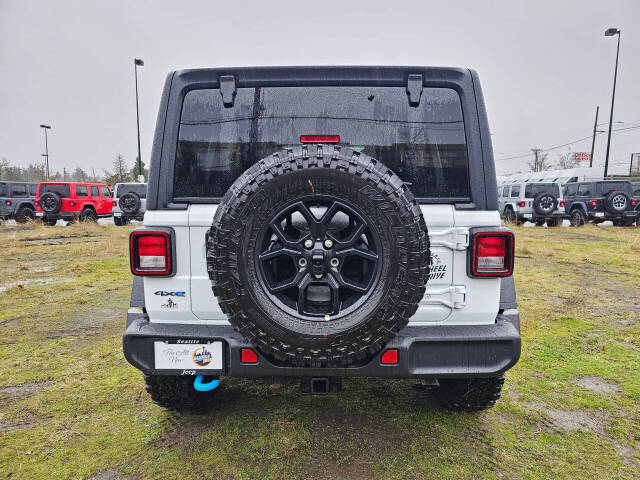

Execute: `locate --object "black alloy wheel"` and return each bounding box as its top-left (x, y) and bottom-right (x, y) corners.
top-left (255, 196), bottom-right (382, 320)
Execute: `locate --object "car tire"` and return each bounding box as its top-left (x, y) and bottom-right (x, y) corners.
top-left (569, 209), bottom-right (585, 227)
top-left (432, 376), bottom-right (505, 411)
top-left (546, 217), bottom-right (561, 227)
top-left (15, 205), bottom-right (35, 223)
top-left (144, 374), bottom-right (217, 411)
top-left (604, 191), bottom-right (630, 215)
top-left (114, 217), bottom-right (124, 226)
top-left (503, 207), bottom-right (517, 224)
top-left (39, 192), bottom-right (62, 214)
top-left (80, 208), bottom-right (97, 222)
top-left (45, 218), bottom-right (57, 226)
top-left (534, 218), bottom-right (546, 227)
top-left (119, 192), bottom-right (141, 215)
top-left (533, 191), bottom-right (558, 216)
top-left (208, 145), bottom-right (430, 367)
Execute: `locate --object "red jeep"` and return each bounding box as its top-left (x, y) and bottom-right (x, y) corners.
top-left (35, 182), bottom-right (113, 225)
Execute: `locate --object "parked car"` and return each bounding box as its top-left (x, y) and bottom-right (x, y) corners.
top-left (112, 182), bottom-right (147, 226)
top-left (499, 182), bottom-right (565, 226)
top-left (564, 180), bottom-right (638, 226)
top-left (123, 66), bottom-right (520, 412)
top-left (35, 182), bottom-right (113, 225)
top-left (0, 181), bottom-right (38, 223)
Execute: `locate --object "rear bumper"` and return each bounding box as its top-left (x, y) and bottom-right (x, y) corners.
top-left (585, 210), bottom-right (637, 220)
top-left (123, 311), bottom-right (521, 379)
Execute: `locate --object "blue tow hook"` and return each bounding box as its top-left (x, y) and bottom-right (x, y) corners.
top-left (193, 375), bottom-right (220, 392)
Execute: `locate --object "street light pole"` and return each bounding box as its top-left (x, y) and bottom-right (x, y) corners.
top-left (603, 28), bottom-right (621, 178)
top-left (39, 124), bottom-right (51, 180)
top-left (134, 58), bottom-right (144, 182)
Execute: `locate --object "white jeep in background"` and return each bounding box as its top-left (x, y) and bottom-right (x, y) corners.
top-left (499, 181), bottom-right (565, 226)
top-left (123, 66), bottom-right (521, 412)
top-left (112, 182), bottom-right (147, 226)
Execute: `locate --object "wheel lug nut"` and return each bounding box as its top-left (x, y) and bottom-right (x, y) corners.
top-left (330, 258), bottom-right (339, 267)
top-left (298, 258), bottom-right (307, 267)
top-left (324, 239), bottom-right (333, 249)
top-left (304, 239), bottom-right (313, 249)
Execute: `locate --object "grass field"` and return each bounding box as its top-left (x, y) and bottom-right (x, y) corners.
top-left (0, 222), bottom-right (638, 479)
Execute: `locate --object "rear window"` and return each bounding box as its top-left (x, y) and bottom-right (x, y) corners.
top-left (524, 183), bottom-right (559, 198)
top-left (40, 184), bottom-right (70, 198)
top-left (174, 86), bottom-right (470, 200)
top-left (0, 183), bottom-right (5, 196)
top-left (76, 185), bottom-right (88, 197)
top-left (28, 184), bottom-right (37, 196)
top-left (116, 184), bottom-right (146, 198)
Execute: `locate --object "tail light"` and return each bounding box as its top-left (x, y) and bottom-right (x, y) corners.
top-left (590, 199), bottom-right (598, 207)
top-left (518, 201), bottom-right (526, 208)
top-left (559, 200), bottom-right (566, 208)
top-left (300, 134), bottom-right (340, 143)
top-left (130, 230), bottom-right (173, 276)
top-left (470, 231), bottom-right (514, 277)
top-left (632, 199), bottom-right (638, 207)
top-left (112, 200), bottom-right (117, 206)
top-left (5, 199), bottom-right (11, 206)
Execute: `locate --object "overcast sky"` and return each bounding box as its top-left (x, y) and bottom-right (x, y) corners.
top-left (1, 0), bottom-right (639, 177)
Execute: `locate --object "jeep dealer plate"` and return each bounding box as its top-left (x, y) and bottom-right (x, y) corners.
top-left (154, 341), bottom-right (223, 370)
top-left (114, 212), bottom-right (122, 217)
top-left (36, 212), bottom-right (44, 217)
top-left (595, 212), bottom-right (604, 217)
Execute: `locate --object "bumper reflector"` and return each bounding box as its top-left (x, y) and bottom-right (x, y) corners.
top-left (381, 349), bottom-right (398, 365)
top-left (241, 348), bottom-right (258, 364)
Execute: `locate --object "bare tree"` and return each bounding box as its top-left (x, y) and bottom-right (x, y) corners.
top-left (555, 153), bottom-right (578, 170)
top-left (527, 148), bottom-right (552, 172)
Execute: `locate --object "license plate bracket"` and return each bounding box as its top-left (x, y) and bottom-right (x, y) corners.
top-left (154, 340), bottom-right (223, 370)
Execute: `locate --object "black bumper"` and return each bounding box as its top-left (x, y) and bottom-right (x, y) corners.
top-left (123, 311), bottom-right (521, 379)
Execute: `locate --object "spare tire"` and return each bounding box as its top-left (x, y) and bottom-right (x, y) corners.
top-left (604, 190), bottom-right (629, 215)
top-left (39, 192), bottom-right (62, 214)
top-left (532, 191), bottom-right (557, 216)
top-left (119, 192), bottom-right (141, 215)
top-left (207, 145), bottom-right (430, 367)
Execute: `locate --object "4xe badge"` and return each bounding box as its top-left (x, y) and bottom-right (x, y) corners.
top-left (192, 346), bottom-right (212, 367)
top-left (154, 291), bottom-right (185, 297)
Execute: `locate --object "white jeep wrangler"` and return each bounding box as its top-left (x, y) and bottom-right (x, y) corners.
top-left (124, 66), bottom-right (520, 411)
top-left (112, 182), bottom-right (147, 225)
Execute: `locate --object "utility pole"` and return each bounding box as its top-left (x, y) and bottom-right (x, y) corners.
top-left (40, 124), bottom-right (51, 179)
top-left (589, 106), bottom-right (599, 167)
top-left (604, 27), bottom-right (621, 178)
top-left (134, 58), bottom-right (144, 182)
top-left (63, 167), bottom-right (67, 180)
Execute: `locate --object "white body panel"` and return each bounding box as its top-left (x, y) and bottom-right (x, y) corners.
top-left (144, 205), bottom-right (502, 326)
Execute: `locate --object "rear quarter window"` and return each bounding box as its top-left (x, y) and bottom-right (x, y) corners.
top-left (0, 183), bottom-right (6, 196)
top-left (174, 86), bottom-right (470, 201)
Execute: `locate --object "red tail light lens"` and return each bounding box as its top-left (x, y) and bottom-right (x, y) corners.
top-left (559, 200), bottom-right (566, 208)
top-left (130, 231), bottom-right (172, 275)
top-left (380, 349), bottom-right (398, 365)
top-left (4, 199), bottom-right (11, 206)
top-left (300, 134), bottom-right (340, 144)
top-left (590, 199), bottom-right (598, 207)
top-left (240, 348), bottom-right (258, 364)
top-left (632, 199), bottom-right (638, 207)
top-left (112, 200), bottom-right (117, 206)
top-left (518, 201), bottom-right (526, 208)
top-left (471, 232), bottom-right (514, 277)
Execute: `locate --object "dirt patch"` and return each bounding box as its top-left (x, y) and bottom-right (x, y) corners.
top-left (577, 376), bottom-right (619, 394)
top-left (615, 444), bottom-right (640, 466)
top-left (543, 408), bottom-right (610, 434)
top-left (0, 380), bottom-right (49, 397)
top-left (87, 468), bottom-right (127, 480)
top-left (0, 318), bottom-right (21, 327)
top-left (0, 413), bottom-right (46, 433)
